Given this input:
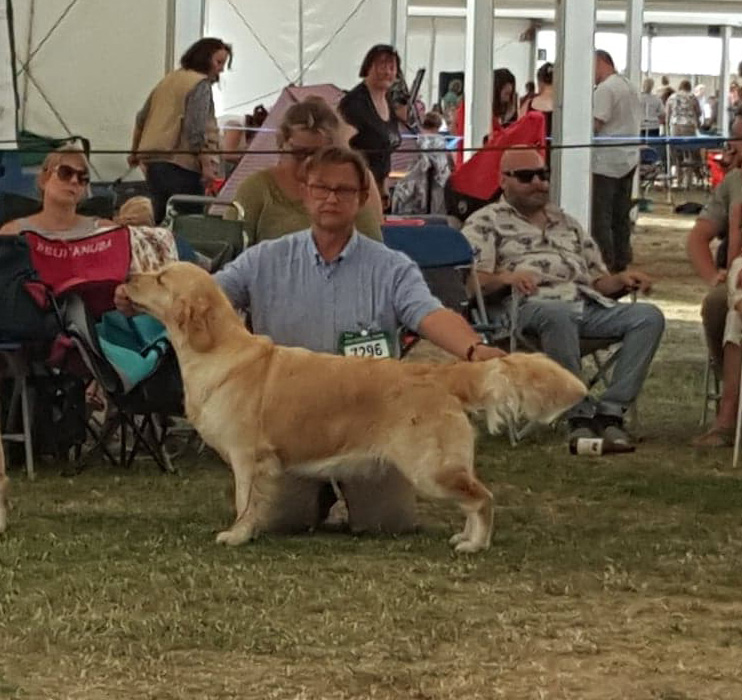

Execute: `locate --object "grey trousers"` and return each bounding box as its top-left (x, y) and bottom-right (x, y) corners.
top-left (518, 299), bottom-right (665, 418)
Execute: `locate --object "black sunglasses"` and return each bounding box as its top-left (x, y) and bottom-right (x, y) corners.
top-left (53, 164), bottom-right (90, 185)
top-left (503, 167), bottom-right (550, 184)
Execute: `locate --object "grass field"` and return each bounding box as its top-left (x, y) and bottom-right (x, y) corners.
top-left (3, 200), bottom-right (742, 699)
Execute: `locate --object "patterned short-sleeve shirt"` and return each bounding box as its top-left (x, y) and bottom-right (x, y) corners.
top-left (461, 199), bottom-right (611, 304)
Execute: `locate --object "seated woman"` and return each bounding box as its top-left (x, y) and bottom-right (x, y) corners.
top-left (0, 145), bottom-right (115, 237)
top-left (232, 96), bottom-right (383, 244)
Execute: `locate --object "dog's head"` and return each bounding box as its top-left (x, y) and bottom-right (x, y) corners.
top-left (125, 262), bottom-right (229, 353)
top-left (486, 353), bottom-right (588, 431)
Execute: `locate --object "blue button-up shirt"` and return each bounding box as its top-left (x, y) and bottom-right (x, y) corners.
top-left (214, 229), bottom-right (442, 356)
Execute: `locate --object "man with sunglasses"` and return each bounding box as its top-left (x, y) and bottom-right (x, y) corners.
top-left (462, 148), bottom-right (664, 448)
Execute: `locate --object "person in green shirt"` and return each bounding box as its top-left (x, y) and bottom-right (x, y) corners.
top-left (232, 96), bottom-right (383, 245)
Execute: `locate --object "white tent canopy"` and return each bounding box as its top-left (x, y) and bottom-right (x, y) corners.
top-left (3, 0), bottom-right (742, 181)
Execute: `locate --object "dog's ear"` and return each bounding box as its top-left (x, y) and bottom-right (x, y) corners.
top-left (174, 295), bottom-right (214, 353)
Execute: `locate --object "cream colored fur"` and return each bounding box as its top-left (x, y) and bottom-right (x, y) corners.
top-left (125, 262), bottom-right (587, 553)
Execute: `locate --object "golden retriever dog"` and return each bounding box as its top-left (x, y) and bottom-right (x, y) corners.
top-left (124, 262), bottom-right (586, 553)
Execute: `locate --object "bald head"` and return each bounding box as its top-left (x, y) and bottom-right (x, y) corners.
top-left (500, 148), bottom-right (544, 175)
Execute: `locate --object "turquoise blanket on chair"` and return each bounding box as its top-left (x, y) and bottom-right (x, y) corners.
top-left (96, 312), bottom-right (170, 393)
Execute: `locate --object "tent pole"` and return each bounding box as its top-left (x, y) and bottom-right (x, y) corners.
top-left (428, 17), bottom-right (436, 109)
top-left (552, 0), bottom-right (595, 232)
top-left (19, 0), bottom-right (34, 130)
top-left (719, 25), bottom-right (732, 137)
top-left (165, 0), bottom-right (176, 72)
top-left (463, 0), bottom-right (494, 162)
top-left (297, 0), bottom-right (303, 86)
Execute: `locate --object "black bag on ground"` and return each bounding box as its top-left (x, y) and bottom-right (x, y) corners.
top-left (29, 372), bottom-right (87, 458)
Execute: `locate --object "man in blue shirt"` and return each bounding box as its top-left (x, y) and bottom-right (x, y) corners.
top-left (117, 146), bottom-right (502, 533)
top-left (216, 146), bottom-right (504, 533)
top-left (215, 149), bottom-right (501, 362)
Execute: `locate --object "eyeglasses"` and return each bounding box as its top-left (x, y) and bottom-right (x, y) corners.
top-left (306, 183), bottom-right (363, 203)
top-left (53, 164), bottom-right (90, 185)
top-left (503, 168), bottom-right (550, 184)
top-left (289, 147), bottom-right (321, 162)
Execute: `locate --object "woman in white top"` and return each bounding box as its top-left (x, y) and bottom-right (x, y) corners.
top-left (0, 145), bottom-right (114, 237)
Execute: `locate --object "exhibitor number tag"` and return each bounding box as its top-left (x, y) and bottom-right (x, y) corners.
top-left (338, 330), bottom-right (391, 359)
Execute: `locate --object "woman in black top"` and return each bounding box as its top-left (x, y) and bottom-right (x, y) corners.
top-left (339, 44), bottom-right (402, 198)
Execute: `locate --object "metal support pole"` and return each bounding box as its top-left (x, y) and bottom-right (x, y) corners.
top-left (552, 0), bottom-right (596, 231)
top-left (626, 0), bottom-right (644, 208)
top-left (391, 0), bottom-right (408, 66)
top-left (167, 0), bottom-right (205, 71)
top-left (626, 0), bottom-right (643, 87)
top-left (297, 0), bottom-right (304, 86)
top-left (719, 25), bottom-right (732, 138)
top-left (428, 17), bottom-right (437, 108)
top-left (463, 0), bottom-right (494, 162)
top-left (19, 0), bottom-right (35, 130)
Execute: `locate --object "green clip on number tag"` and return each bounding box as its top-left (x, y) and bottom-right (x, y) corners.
top-left (338, 330), bottom-right (392, 359)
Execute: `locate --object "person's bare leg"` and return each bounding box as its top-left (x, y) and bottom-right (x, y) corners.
top-left (714, 341), bottom-right (742, 430)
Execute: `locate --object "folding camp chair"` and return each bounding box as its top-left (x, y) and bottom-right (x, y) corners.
top-left (491, 290), bottom-right (637, 444)
top-left (165, 195), bottom-right (245, 271)
top-left (0, 344), bottom-right (34, 479)
top-left (381, 224), bottom-right (494, 356)
top-left (62, 295), bottom-right (184, 473)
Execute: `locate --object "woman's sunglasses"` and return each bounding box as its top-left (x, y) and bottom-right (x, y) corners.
top-left (503, 167), bottom-right (550, 184)
top-left (53, 164), bottom-right (90, 185)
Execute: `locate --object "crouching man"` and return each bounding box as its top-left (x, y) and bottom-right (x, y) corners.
top-left (117, 146), bottom-right (504, 533)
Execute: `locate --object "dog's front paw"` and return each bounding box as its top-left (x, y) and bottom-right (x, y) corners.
top-left (449, 531), bottom-right (469, 546)
top-left (453, 539), bottom-right (489, 554)
top-left (0, 510), bottom-right (6, 534)
top-left (215, 528), bottom-right (252, 546)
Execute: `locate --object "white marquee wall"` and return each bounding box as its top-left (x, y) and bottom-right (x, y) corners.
top-left (4, 0), bottom-right (741, 183)
top-left (206, 0), bottom-right (394, 119)
top-left (11, 0), bottom-right (169, 180)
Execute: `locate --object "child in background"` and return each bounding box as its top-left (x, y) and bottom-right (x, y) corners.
top-left (114, 196), bottom-right (155, 227)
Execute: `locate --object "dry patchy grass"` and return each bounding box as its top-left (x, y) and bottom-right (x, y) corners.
top-left (3, 198), bottom-right (742, 699)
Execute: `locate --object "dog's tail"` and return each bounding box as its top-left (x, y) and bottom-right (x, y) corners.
top-left (439, 353), bottom-right (588, 434)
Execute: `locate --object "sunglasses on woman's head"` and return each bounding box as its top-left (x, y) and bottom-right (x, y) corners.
top-left (53, 164), bottom-right (90, 185)
top-left (503, 167), bottom-right (550, 184)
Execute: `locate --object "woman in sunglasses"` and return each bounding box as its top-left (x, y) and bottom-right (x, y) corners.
top-left (0, 145), bottom-right (114, 237)
top-left (232, 96), bottom-right (383, 245)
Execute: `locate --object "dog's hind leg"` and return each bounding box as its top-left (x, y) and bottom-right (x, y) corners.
top-left (216, 451), bottom-right (281, 546)
top-left (390, 450), bottom-right (493, 553)
top-left (433, 469), bottom-right (494, 554)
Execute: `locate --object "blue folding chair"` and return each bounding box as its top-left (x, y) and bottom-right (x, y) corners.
top-left (381, 225), bottom-right (497, 355)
